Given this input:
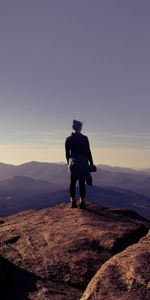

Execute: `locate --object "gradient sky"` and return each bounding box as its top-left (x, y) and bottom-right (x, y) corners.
top-left (0, 0), bottom-right (150, 168)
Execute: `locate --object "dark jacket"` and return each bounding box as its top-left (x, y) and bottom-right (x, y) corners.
top-left (65, 132), bottom-right (93, 166)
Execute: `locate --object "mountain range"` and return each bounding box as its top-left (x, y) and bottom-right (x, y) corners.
top-left (0, 161), bottom-right (150, 219)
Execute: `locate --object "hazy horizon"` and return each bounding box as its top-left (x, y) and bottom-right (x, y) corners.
top-left (0, 159), bottom-right (149, 170)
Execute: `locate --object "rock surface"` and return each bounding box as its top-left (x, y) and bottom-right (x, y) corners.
top-left (0, 202), bottom-right (149, 300)
top-left (81, 230), bottom-right (150, 300)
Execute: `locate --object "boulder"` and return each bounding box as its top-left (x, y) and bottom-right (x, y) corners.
top-left (0, 203), bottom-right (149, 299)
top-left (81, 230), bottom-right (150, 300)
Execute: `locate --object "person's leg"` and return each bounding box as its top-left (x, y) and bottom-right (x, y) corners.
top-left (79, 180), bottom-right (86, 208)
top-left (70, 176), bottom-right (77, 207)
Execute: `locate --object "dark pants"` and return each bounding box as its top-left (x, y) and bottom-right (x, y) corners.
top-left (70, 175), bottom-right (86, 199)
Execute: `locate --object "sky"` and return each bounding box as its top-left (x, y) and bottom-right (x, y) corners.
top-left (0, 0), bottom-right (150, 168)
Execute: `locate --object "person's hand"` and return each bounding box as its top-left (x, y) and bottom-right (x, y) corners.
top-left (89, 165), bottom-right (97, 172)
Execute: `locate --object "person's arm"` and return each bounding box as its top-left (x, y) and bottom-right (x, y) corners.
top-left (86, 137), bottom-right (94, 166)
top-left (88, 148), bottom-right (94, 166)
top-left (65, 138), bottom-right (70, 164)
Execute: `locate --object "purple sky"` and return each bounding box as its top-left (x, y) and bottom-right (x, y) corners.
top-left (0, 1), bottom-right (150, 167)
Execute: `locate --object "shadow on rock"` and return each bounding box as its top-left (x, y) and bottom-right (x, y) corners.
top-left (0, 255), bottom-right (40, 300)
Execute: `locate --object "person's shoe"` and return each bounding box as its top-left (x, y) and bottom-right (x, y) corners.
top-left (79, 202), bottom-right (86, 209)
top-left (70, 198), bottom-right (77, 208)
top-left (79, 198), bottom-right (86, 209)
top-left (71, 201), bottom-right (77, 208)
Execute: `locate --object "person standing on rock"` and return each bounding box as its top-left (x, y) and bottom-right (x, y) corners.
top-left (65, 119), bottom-right (95, 209)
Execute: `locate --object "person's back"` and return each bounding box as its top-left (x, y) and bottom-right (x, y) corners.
top-left (65, 132), bottom-right (93, 166)
top-left (65, 120), bottom-right (94, 209)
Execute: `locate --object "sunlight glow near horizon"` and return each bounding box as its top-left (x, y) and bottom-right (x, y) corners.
top-left (1, 129), bottom-right (149, 168)
top-left (0, 144), bottom-right (150, 169)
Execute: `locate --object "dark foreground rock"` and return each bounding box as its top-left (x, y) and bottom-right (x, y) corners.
top-left (0, 202), bottom-right (149, 300)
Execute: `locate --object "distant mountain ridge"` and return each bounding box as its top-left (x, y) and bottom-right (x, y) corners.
top-left (0, 175), bottom-right (150, 219)
top-left (0, 161), bottom-right (69, 187)
top-left (0, 161), bottom-right (150, 196)
top-left (0, 175), bottom-right (66, 217)
top-left (0, 161), bottom-right (150, 219)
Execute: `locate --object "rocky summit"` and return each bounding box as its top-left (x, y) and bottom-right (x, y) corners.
top-left (81, 229), bottom-right (150, 300)
top-left (0, 202), bottom-right (150, 300)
